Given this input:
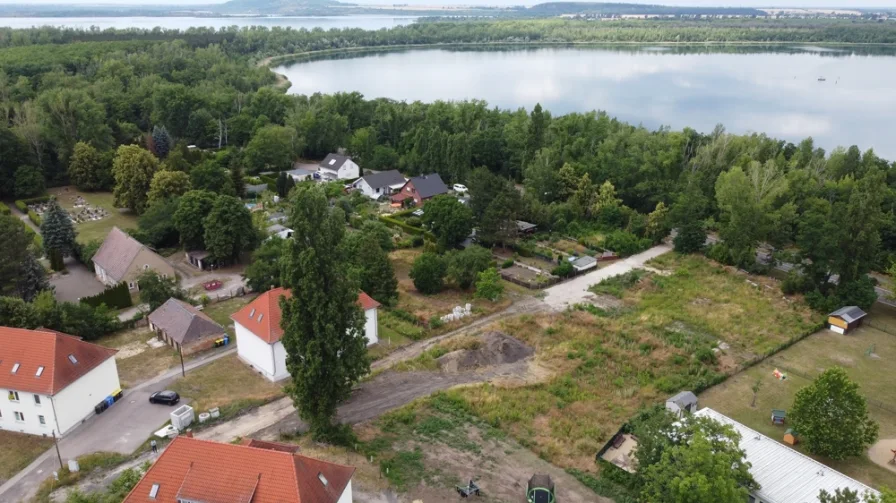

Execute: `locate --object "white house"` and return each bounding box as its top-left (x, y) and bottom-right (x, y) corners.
top-left (266, 224), bottom-right (294, 240)
top-left (319, 154), bottom-right (360, 181)
top-left (351, 170), bottom-right (406, 199)
top-left (285, 167), bottom-right (316, 183)
top-left (231, 287), bottom-right (380, 382)
top-left (0, 326), bottom-right (120, 437)
top-left (695, 408), bottom-right (879, 503)
top-left (123, 436), bottom-right (355, 503)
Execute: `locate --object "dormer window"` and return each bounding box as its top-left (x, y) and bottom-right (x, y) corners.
top-left (249, 308), bottom-right (256, 318)
top-left (258, 313), bottom-right (264, 322)
top-left (11, 363), bottom-right (19, 374)
top-left (149, 483), bottom-right (160, 499)
top-left (318, 473), bottom-right (328, 486)
top-left (68, 354), bottom-right (78, 364)
top-left (36, 366), bottom-right (44, 377)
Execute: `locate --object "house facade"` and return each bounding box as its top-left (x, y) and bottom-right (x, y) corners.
top-left (351, 170), bottom-right (406, 199)
top-left (93, 227), bottom-right (176, 290)
top-left (319, 154), bottom-right (360, 180)
top-left (147, 299), bottom-right (227, 356)
top-left (390, 173), bottom-right (449, 207)
top-left (232, 287), bottom-right (380, 382)
top-left (123, 436), bottom-right (355, 503)
top-left (0, 327), bottom-right (120, 437)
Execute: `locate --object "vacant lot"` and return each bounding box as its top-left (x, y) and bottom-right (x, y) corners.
top-left (102, 327), bottom-right (181, 388)
top-left (441, 254), bottom-right (820, 472)
top-left (169, 354), bottom-right (284, 415)
top-left (201, 295), bottom-right (255, 337)
top-left (700, 303), bottom-right (896, 490)
top-left (0, 431), bottom-right (53, 485)
top-left (48, 187), bottom-right (138, 244)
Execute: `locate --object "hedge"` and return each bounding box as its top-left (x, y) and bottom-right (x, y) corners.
top-left (22, 220), bottom-right (42, 249)
top-left (378, 215), bottom-right (435, 241)
top-left (0, 203), bottom-right (10, 215)
top-left (80, 281), bottom-right (133, 310)
top-left (15, 195), bottom-right (51, 212)
top-left (15, 200), bottom-right (27, 212)
top-left (259, 174), bottom-right (278, 191)
top-left (27, 210), bottom-right (41, 226)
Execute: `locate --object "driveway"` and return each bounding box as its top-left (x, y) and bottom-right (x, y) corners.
top-left (542, 244), bottom-right (672, 310)
top-left (50, 258), bottom-right (106, 303)
top-left (0, 348), bottom-right (236, 503)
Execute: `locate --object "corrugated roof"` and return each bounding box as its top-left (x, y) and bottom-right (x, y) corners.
top-left (667, 390), bottom-right (697, 406)
top-left (231, 288), bottom-right (379, 345)
top-left (829, 306), bottom-right (868, 324)
top-left (123, 436), bottom-right (354, 503)
top-left (91, 227), bottom-right (145, 282)
top-left (358, 170), bottom-right (406, 189)
top-left (0, 326), bottom-right (118, 395)
top-left (147, 299), bottom-right (225, 345)
top-left (408, 173), bottom-right (449, 199)
top-left (694, 408), bottom-right (879, 503)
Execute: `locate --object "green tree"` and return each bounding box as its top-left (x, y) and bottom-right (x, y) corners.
top-left (0, 214), bottom-right (31, 296)
top-left (174, 190), bottom-right (216, 250)
top-left (410, 252), bottom-right (447, 295)
top-left (68, 142), bottom-right (110, 191)
top-left (280, 185), bottom-right (369, 439)
top-left (137, 270), bottom-right (185, 312)
top-left (14, 165), bottom-right (44, 198)
top-left (151, 125), bottom-right (173, 159)
top-left (818, 488), bottom-right (876, 503)
top-left (479, 188), bottom-right (520, 248)
top-left (276, 171), bottom-right (296, 198)
top-left (0, 124), bottom-right (32, 197)
top-left (526, 103), bottom-right (547, 163)
top-left (347, 127), bottom-right (375, 166)
top-left (243, 125), bottom-right (300, 173)
top-left (40, 198), bottom-right (77, 258)
top-left (791, 367), bottom-right (878, 460)
top-left (344, 231), bottom-right (398, 305)
top-left (646, 201), bottom-right (670, 243)
top-left (360, 220), bottom-right (394, 251)
top-left (147, 170), bottom-right (191, 204)
top-left (137, 198), bottom-right (180, 248)
top-left (190, 161), bottom-right (235, 195)
top-left (242, 236), bottom-right (286, 292)
top-left (474, 267), bottom-right (503, 302)
top-left (112, 145), bottom-right (159, 214)
top-left (230, 162), bottom-right (246, 198)
top-left (203, 195), bottom-right (258, 262)
top-left (16, 252), bottom-right (51, 302)
top-left (422, 195), bottom-right (473, 251)
top-left (671, 183), bottom-right (707, 253)
top-left (0, 295), bottom-right (39, 328)
top-left (447, 245), bottom-right (493, 290)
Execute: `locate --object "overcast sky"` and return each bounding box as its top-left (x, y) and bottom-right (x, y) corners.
top-left (1, 0), bottom-right (894, 8)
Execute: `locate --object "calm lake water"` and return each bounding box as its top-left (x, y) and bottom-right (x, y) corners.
top-left (276, 46), bottom-right (896, 158)
top-left (0, 15), bottom-right (416, 31)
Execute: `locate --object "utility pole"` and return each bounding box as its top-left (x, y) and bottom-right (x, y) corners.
top-left (52, 430), bottom-right (63, 470)
top-left (179, 348), bottom-right (186, 377)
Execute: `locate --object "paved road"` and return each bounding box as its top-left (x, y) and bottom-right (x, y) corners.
top-left (0, 347), bottom-right (236, 503)
top-left (542, 244), bottom-right (672, 310)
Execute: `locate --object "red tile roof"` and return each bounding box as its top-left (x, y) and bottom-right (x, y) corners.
top-left (232, 288), bottom-right (380, 344)
top-left (123, 436), bottom-right (354, 503)
top-left (0, 327), bottom-right (118, 395)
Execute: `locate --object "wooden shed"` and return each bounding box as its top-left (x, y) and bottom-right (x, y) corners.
top-left (828, 306), bottom-right (868, 334)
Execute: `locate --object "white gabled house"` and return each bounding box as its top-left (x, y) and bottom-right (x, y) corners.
top-left (351, 170), bottom-right (406, 199)
top-left (0, 327), bottom-right (120, 437)
top-left (231, 287), bottom-right (380, 382)
top-left (319, 154), bottom-right (360, 181)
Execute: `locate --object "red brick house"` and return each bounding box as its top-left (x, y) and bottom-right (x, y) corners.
top-left (390, 173), bottom-right (449, 208)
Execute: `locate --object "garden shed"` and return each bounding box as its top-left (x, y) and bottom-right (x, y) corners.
top-left (827, 306), bottom-right (867, 334)
top-left (665, 390), bottom-right (698, 417)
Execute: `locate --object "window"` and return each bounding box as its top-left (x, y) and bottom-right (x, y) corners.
top-left (35, 366), bottom-right (44, 377)
top-left (14, 411), bottom-right (24, 422)
top-left (317, 473), bottom-right (328, 486)
top-left (11, 363), bottom-right (19, 373)
top-left (249, 308), bottom-right (256, 318)
top-left (258, 314), bottom-right (264, 322)
top-left (149, 483), bottom-right (160, 499)
top-left (38, 415), bottom-right (45, 426)
top-left (8, 391), bottom-right (20, 402)
top-left (68, 354), bottom-right (78, 364)
top-left (33, 394), bottom-right (41, 405)
top-left (129, 281), bottom-right (136, 289)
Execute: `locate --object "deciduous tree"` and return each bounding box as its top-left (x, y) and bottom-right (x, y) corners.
top-left (147, 170), bottom-right (191, 204)
top-left (447, 245), bottom-right (493, 290)
top-left (68, 142), bottom-right (110, 191)
top-left (174, 190), bottom-right (217, 250)
top-left (242, 236), bottom-right (285, 292)
top-left (474, 267), bottom-right (503, 301)
top-left (112, 145), bottom-right (159, 214)
top-left (410, 252), bottom-right (447, 295)
top-left (13, 165), bottom-right (44, 198)
top-left (16, 252), bottom-right (51, 302)
top-left (137, 270), bottom-right (185, 312)
top-left (422, 195), bottom-right (473, 251)
top-left (343, 231), bottom-right (398, 305)
top-left (0, 214), bottom-right (31, 296)
top-left (203, 195), bottom-right (258, 262)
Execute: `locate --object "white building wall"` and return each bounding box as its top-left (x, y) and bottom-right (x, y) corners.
top-left (337, 479), bottom-right (353, 503)
top-left (338, 160), bottom-right (360, 180)
top-left (235, 323), bottom-right (277, 381)
top-left (271, 341), bottom-right (290, 382)
top-left (364, 308), bottom-right (378, 346)
top-left (52, 358), bottom-right (120, 435)
top-left (353, 179), bottom-right (377, 199)
top-left (0, 389), bottom-right (56, 436)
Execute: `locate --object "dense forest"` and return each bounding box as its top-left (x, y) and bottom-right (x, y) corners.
top-left (1, 19), bottom-right (895, 316)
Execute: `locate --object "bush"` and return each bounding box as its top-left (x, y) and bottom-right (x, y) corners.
top-left (406, 216), bottom-right (422, 228)
top-left (428, 316), bottom-right (444, 329)
top-left (603, 230), bottom-right (651, 257)
top-left (379, 215), bottom-right (431, 237)
top-left (80, 282), bottom-right (133, 310)
top-left (409, 252), bottom-right (447, 294)
top-left (552, 260), bottom-right (574, 278)
top-left (411, 235), bottom-right (425, 247)
top-left (0, 203), bottom-right (9, 215)
top-left (15, 200), bottom-right (27, 212)
top-left (27, 209), bottom-right (41, 226)
top-left (501, 258), bottom-right (515, 269)
top-left (390, 308), bottom-right (419, 324)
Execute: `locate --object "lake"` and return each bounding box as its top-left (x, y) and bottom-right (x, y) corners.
top-left (0, 15), bottom-right (416, 31)
top-left (276, 46), bottom-right (896, 158)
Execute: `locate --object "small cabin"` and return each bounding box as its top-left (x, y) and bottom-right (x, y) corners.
top-left (827, 306), bottom-right (868, 334)
top-left (665, 390), bottom-right (698, 417)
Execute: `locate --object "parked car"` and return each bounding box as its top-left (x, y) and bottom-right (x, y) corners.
top-left (453, 183), bottom-right (468, 194)
top-left (149, 390), bottom-right (180, 406)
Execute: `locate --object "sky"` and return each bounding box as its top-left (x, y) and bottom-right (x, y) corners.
top-left (1, 0), bottom-right (894, 7)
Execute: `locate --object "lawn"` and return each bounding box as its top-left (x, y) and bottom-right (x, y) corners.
top-left (169, 354), bottom-right (284, 415)
top-left (99, 327), bottom-right (180, 388)
top-left (700, 302), bottom-right (896, 490)
top-left (0, 431), bottom-right (53, 485)
top-left (201, 295), bottom-right (255, 337)
top-left (48, 187), bottom-right (138, 244)
top-left (437, 254), bottom-right (820, 472)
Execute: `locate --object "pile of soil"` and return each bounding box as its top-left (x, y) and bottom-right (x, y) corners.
top-left (437, 331), bottom-right (533, 373)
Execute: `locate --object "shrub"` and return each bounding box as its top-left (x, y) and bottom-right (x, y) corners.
top-left (405, 216), bottom-right (422, 228)
top-left (409, 252), bottom-right (447, 294)
top-left (552, 260), bottom-right (574, 278)
top-left (501, 258), bottom-right (515, 269)
top-left (15, 200), bottom-right (27, 212)
top-left (411, 235), bottom-right (424, 247)
top-left (80, 282), bottom-right (134, 310)
top-left (603, 230), bottom-right (651, 257)
top-left (390, 308), bottom-right (419, 324)
top-left (27, 210), bottom-right (41, 226)
top-left (0, 203), bottom-right (9, 215)
top-left (428, 316), bottom-right (444, 329)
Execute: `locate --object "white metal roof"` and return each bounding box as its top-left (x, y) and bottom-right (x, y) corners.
top-left (694, 408), bottom-right (878, 503)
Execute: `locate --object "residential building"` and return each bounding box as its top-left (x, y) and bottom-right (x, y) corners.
top-left (695, 408), bottom-right (879, 503)
top-left (123, 436), bottom-right (354, 503)
top-left (318, 154), bottom-right (360, 181)
top-left (93, 227), bottom-right (175, 290)
top-left (147, 299), bottom-right (227, 355)
top-left (267, 224), bottom-right (294, 240)
top-left (231, 287), bottom-right (380, 382)
top-left (286, 167), bottom-right (316, 182)
top-left (351, 170), bottom-right (406, 199)
top-left (390, 173), bottom-right (449, 207)
top-left (0, 327), bottom-right (120, 436)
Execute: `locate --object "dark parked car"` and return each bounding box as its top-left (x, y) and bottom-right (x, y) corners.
top-left (149, 390), bottom-right (180, 406)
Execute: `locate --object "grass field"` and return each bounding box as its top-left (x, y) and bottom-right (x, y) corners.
top-left (441, 254), bottom-right (821, 472)
top-left (201, 295), bottom-right (254, 337)
top-left (169, 354), bottom-right (284, 414)
top-left (700, 302), bottom-right (896, 490)
top-left (101, 327), bottom-right (180, 388)
top-left (0, 431), bottom-right (53, 485)
top-left (47, 187), bottom-right (138, 244)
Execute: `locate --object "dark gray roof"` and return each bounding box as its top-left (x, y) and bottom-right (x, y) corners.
top-left (516, 220), bottom-right (537, 232)
top-left (319, 154), bottom-right (350, 171)
top-left (358, 170), bottom-right (405, 189)
top-left (829, 306), bottom-right (867, 324)
top-left (667, 390), bottom-right (698, 406)
top-left (286, 168), bottom-right (315, 177)
top-left (246, 183), bottom-right (268, 194)
top-left (409, 173), bottom-right (449, 199)
top-left (147, 298), bottom-right (225, 345)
